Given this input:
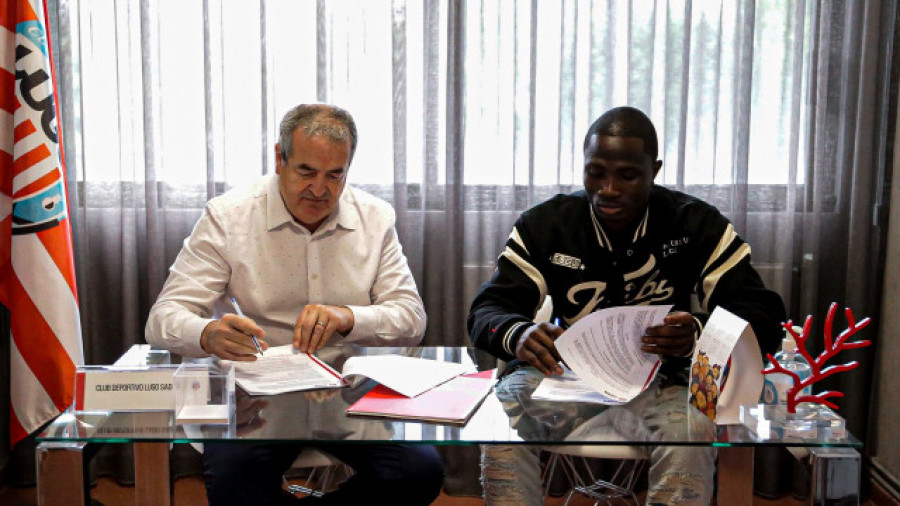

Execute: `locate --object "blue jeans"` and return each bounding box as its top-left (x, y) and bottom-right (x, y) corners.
top-left (204, 443), bottom-right (444, 505)
top-left (481, 366), bottom-right (716, 506)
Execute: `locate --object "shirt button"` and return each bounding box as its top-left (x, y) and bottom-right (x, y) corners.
top-left (311, 274), bottom-right (319, 280)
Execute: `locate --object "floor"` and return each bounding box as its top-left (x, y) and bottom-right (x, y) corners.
top-left (0, 475), bottom-right (874, 506)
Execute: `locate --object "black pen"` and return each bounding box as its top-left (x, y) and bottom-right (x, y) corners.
top-left (230, 297), bottom-right (264, 355)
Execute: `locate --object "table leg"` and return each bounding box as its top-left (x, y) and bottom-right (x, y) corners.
top-left (134, 442), bottom-right (170, 506)
top-left (808, 447), bottom-right (860, 506)
top-left (718, 447), bottom-right (754, 506)
top-left (36, 442), bottom-right (91, 506)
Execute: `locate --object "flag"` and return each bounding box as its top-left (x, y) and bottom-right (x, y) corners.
top-left (0, 0), bottom-right (83, 447)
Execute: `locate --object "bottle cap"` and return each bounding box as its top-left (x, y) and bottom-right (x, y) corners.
top-left (782, 335), bottom-right (796, 352)
top-left (782, 326), bottom-right (803, 351)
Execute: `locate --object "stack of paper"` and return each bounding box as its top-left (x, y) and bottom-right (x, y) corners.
top-left (549, 305), bottom-right (672, 404)
top-left (537, 304), bottom-right (761, 425)
top-left (346, 369), bottom-right (497, 425)
top-left (228, 345), bottom-right (473, 397)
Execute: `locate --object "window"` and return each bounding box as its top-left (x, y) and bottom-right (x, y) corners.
top-left (64, 0), bottom-right (810, 198)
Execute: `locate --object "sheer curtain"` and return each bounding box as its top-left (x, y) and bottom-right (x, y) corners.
top-left (2, 0), bottom-right (894, 494)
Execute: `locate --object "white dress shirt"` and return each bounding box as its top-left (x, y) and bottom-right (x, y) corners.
top-left (145, 174), bottom-right (426, 357)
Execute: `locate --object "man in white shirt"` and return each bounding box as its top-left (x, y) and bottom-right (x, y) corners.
top-left (146, 104), bottom-right (443, 505)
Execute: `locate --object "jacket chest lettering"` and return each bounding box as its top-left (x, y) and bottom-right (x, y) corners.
top-left (660, 236), bottom-right (690, 258)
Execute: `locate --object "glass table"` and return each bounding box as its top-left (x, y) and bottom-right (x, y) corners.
top-left (37, 345), bottom-right (862, 505)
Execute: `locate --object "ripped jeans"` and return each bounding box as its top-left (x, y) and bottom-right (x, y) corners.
top-left (481, 366), bottom-right (716, 506)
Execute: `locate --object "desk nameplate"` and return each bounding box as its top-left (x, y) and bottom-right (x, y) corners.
top-left (74, 366), bottom-right (180, 412)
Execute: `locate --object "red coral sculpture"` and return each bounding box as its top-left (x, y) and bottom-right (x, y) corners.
top-left (761, 303), bottom-right (871, 414)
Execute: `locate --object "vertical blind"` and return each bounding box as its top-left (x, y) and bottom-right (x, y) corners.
top-left (47, 0), bottom-right (892, 394)
top-left (59, 0), bottom-right (812, 189)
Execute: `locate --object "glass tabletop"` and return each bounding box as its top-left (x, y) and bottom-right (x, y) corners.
top-left (38, 345), bottom-right (862, 449)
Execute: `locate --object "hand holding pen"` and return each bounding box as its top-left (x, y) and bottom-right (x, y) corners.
top-left (198, 298), bottom-right (268, 361)
top-left (230, 298), bottom-right (264, 356)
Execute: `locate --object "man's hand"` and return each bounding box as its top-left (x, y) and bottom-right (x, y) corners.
top-left (642, 311), bottom-right (697, 357)
top-left (294, 304), bottom-right (355, 353)
top-left (200, 313), bottom-right (268, 361)
top-left (304, 389), bottom-right (341, 403)
top-left (515, 322), bottom-right (565, 376)
top-left (235, 393), bottom-right (268, 436)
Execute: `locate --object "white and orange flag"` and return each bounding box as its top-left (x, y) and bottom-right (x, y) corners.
top-left (0, 0), bottom-right (83, 447)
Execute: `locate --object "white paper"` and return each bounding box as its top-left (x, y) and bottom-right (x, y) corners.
top-left (340, 355), bottom-right (473, 397)
top-left (689, 306), bottom-right (763, 424)
top-left (228, 346), bottom-right (343, 395)
top-left (228, 345), bottom-right (473, 397)
top-left (715, 327), bottom-right (762, 424)
top-left (554, 305), bottom-right (672, 403)
top-left (531, 366), bottom-right (621, 405)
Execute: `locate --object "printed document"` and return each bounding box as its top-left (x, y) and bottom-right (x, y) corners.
top-left (228, 345), bottom-right (473, 397)
top-left (531, 365), bottom-right (621, 404)
top-left (553, 305), bottom-right (672, 404)
top-left (688, 306), bottom-right (762, 424)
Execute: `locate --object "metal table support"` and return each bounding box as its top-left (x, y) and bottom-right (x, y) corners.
top-left (808, 447), bottom-right (861, 506)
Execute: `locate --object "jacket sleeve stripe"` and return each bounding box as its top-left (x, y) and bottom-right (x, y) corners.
top-left (502, 321), bottom-right (530, 356)
top-left (700, 223), bottom-right (739, 275)
top-left (700, 242), bottom-right (751, 310)
top-left (510, 227), bottom-right (529, 254)
top-left (499, 246), bottom-right (549, 315)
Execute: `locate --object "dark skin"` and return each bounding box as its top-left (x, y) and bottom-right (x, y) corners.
top-left (515, 134), bottom-right (698, 376)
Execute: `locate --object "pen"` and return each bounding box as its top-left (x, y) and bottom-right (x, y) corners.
top-left (230, 297), bottom-right (264, 355)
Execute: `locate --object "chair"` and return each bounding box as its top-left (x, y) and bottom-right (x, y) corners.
top-left (532, 296), bottom-right (649, 505)
top-left (541, 445), bottom-right (647, 505)
top-left (282, 448), bottom-right (353, 498)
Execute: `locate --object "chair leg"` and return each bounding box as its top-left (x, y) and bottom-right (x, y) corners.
top-left (283, 473), bottom-right (326, 498)
top-left (542, 452), bottom-right (560, 502)
top-left (543, 453), bottom-right (646, 506)
top-left (284, 465), bottom-right (331, 498)
top-left (284, 463), bottom-right (353, 498)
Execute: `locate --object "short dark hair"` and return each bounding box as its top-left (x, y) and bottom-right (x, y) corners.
top-left (278, 104), bottom-right (358, 163)
top-left (583, 106), bottom-right (659, 160)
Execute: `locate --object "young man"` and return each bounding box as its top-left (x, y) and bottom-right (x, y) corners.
top-left (147, 104), bottom-right (443, 505)
top-left (468, 106), bottom-right (786, 505)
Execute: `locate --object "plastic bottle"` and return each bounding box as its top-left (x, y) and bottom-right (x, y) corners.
top-left (761, 326), bottom-right (812, 408)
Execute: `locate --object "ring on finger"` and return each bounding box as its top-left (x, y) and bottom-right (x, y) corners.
top-left (315, 321), bottom-right (326, 327)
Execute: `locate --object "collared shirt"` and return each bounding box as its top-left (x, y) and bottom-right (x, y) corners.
top-left (146, 174), bottom-right (425, 357)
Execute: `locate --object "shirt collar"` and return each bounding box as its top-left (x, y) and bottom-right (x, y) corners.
top-left (265, 174), bottom-right (360, 233)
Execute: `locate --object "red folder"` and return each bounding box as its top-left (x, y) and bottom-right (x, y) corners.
top-left (345, 369), bottom-right (496, 425)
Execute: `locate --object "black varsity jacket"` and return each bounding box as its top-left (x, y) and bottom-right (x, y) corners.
top-left (467, 185), bottom-right (786, 380)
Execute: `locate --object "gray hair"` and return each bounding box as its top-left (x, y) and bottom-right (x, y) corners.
top-left (278, 104), bottom-right (358, 163)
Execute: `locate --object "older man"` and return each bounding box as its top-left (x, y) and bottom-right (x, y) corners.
top-left (147, 104), bottom-right (443, 505)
